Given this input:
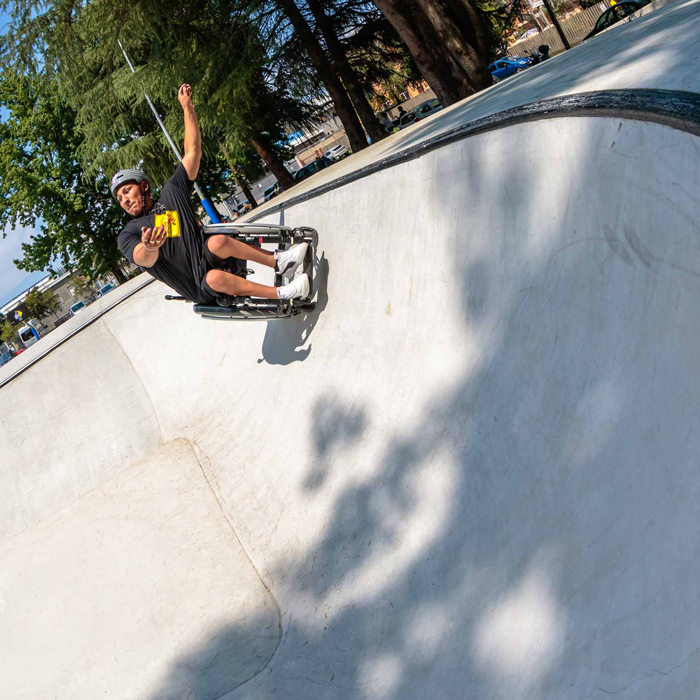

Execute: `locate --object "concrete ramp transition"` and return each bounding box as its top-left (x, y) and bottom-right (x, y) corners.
top-left (2, 9), bottom-right (700, 695)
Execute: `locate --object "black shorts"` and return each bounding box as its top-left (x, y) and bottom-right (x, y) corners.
top-left (198, 234), bottom-right (248, 306)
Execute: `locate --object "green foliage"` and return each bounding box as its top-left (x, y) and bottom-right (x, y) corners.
top-left (70, 275), bottom-right (98, 301)
top-left (343, 14), bottom-right (425, 109)
top-left (0, 318), bottom-right (16, 344)
top-left (486, 0), bottom-right (534, 58)
top-left (24, 288), bottom-right (61, 320)
top-left (0, 71), bottom-right (129, 283)
top-left (1, 0), bottom-right (307, 193)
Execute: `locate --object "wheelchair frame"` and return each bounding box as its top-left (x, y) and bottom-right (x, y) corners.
top-left (164, 223), bottom-right (318, 321)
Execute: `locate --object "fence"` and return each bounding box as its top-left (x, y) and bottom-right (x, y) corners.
top-left (506, 3), bottom-right (608, 56)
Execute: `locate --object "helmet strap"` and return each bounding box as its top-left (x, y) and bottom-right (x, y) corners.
top-left (139, 181), bottom-right (149, 217)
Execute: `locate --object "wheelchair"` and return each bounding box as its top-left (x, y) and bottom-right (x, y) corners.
top-left (164, 223), bottom-right (318, 320)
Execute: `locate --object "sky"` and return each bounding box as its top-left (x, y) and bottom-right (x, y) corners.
top-left (0, 6), bottom-right (52, 308)
top-left (0, 224), bottom-right (49, 308)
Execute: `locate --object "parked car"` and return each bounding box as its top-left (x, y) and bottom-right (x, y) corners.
top-left (489, 56), bottom-right (533, 83)
top-left (54, 312), bottom-right (73, 328)
top-left (263, 183), bottom-right (282, 202)
top-left (398, 99), bottom-right (444, 130)
top-left (583, 0), bottom-right (650, 40)
top-left (18, 324), bottom-right (40, 348)
top-left (292, 156), bottom-right (332, 183)
top-left (69, 300), bottom-right (87, 316)
top-left (518, 28), bottom-right (539, 41)
top-left (324, 145), bottom-right (349, 161)
top-left (0, 342), bottom-right (13, 368)
top-left (97, 283), bottom-right (115, 297)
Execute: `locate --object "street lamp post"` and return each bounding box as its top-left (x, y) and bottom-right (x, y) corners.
top-left (540, 0), bottom-right (571, 49)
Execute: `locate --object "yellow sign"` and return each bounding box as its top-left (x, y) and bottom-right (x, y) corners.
top-left (154, 210), bottom-right (181, 238)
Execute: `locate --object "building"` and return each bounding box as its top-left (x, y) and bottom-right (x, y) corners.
top-left (0, 269), bottom-right (121, 340)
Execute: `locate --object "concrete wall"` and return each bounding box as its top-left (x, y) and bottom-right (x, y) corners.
top-left (3, 111), bottom-right (700, 698)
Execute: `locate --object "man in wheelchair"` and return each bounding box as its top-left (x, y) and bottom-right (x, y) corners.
top-left (114, 83), bottom-right (309, 307)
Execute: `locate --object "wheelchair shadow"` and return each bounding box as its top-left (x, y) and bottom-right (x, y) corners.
top-left (257, 253), bottom-right (329, 365)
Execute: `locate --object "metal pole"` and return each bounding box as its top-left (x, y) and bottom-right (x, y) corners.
top-left (117, 41), bottom-right (234, 221)
top-left (540, 0), bottom-right (571, 49)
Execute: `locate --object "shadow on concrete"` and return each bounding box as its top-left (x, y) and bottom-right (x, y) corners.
top-left (303, 394), bottom-right (368, 491)
top-left (257, 253), bottom-right (330, 365)
top-left (144, 613), bottom-right (280, 700)
top-left (144, 7), bottom-right (700, 695)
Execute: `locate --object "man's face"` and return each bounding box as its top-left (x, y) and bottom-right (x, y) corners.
top-left (116, 181), bottom-right (145, 216)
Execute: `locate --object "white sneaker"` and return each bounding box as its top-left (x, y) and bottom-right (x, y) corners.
top-left (277, 273), bottom-right (310, 300)
top-left (275, 243), bottom-right (308, 280)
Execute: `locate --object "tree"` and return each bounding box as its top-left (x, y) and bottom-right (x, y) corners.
top-left (70, 275), bottom-right (100, 301)
top-left (0, 72), bottom-right (129, 284)
top-left (24, 288), bottom-right (61, 321)
top-left (372, 0), bottom-right (494, 105)
top-left (0, 0), bottom-right (305, 193)
top-left (305, 0), bottom-right (387, 144)
top-left (272, 0), bottom-right (385, 150)
top-left (0, 318), bottom-right (17, 345)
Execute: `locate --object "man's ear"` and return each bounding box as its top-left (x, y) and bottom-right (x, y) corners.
top-left (140, 181), bottom-right (149, 195)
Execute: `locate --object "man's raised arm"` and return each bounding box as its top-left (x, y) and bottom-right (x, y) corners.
top-left (178, 84), bottom-right (202, 181)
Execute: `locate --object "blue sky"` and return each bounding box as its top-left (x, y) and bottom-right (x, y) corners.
top-left (0, 225), bottom-right (49, 307)
top-left (0, 5), bottom-right (52, 307)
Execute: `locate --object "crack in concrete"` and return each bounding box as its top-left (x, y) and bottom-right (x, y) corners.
top-left (577, 646), bottom-right (700, 700)
top-left (189, 438), bottom-right (285, 699)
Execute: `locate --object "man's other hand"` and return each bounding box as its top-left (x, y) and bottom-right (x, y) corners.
top-left (178, 84), bottom-right (193, 109)
top-left (141, 225), bottom-right (167, 250)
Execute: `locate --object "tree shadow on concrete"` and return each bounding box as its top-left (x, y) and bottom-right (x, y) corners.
top-left (257, 253), bottom-right (330, 366)
top-left (144, 612), bottom-right (280, 700)
top-left (144, 30), bottom-right (700, 697)
top-left (302, 394), bottom-right (368, 491)
top-left (233, 115), bottom-right (700, 697)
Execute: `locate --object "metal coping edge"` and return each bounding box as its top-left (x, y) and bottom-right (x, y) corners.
top-left (249, 88), bottom-right (700, 223)
top-left (0, 277), bottom-right (155, 390)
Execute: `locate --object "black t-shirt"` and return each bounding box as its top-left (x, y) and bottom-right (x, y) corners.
top-left (118, 164), bottom-right (210, 303)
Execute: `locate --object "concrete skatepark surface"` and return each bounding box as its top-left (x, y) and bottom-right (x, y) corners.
top-left (2, 1), bottom-right (700, 697)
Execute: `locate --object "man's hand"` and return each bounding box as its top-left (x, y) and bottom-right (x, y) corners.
top-left (178, 84), bottom-right (193, 110)
top-left (141, 225), bottom-right (167, 250)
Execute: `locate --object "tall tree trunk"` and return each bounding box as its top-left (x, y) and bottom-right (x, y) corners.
top-left (276, 0), bottom-right (369, 152)
top-left (110, 265), bottom-right (127, 284)
top-left (248, 133), bottom-right (296, 191)
top-left (415, 0), bottom-right (491, 92)
top-left (219, 141), bottom-right (258, 208)
top-left (372, 0), bottom-right (469, 105)
top-left (449, 0), bottom-right (493, 60)
top-left (234, 172), bottom-right (257, 209)
top-left (305, 0), bottom-right (387, 144)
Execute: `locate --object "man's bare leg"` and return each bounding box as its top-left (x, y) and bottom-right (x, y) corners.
top-left (206, 235), bottom-right (275, 268)
top-left (205, 269), bottom-right (279, 299)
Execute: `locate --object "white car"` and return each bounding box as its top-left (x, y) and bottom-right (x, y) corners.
top-left (398, 99), bottom-right (444, 130)
top-left (519, 28), bottom-right (539, 41)
top-left (324, 145), bottom-right (349, 161)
